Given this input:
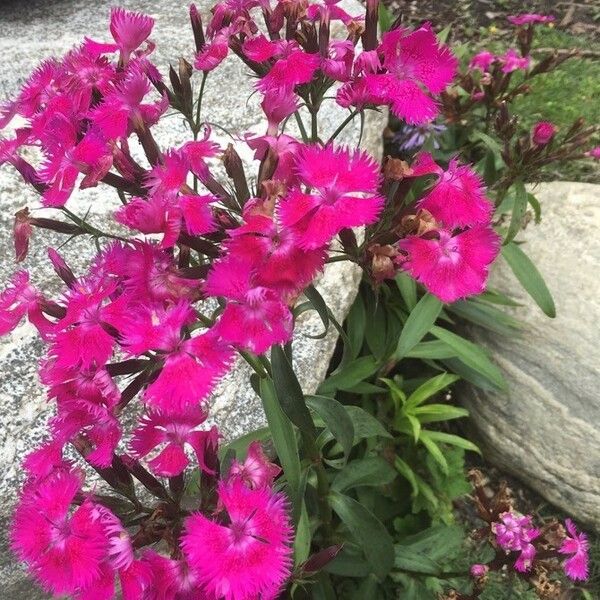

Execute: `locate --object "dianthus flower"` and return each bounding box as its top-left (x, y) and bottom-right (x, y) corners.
top-left (469, 51), bottom-right (496, 72)
top-left (278, 144), bottom-right (383, 249)
top-left (182, 479), bottom-right (293, 600)
top-left (499, 49), bottom-right (530, 73)
top-left (492, 512), bottom-right (540, 573)
top-left (228, 440), bottom-right (281, 489)
top-left (560, 519), bottom-right (589, 581)
top-left (531, 121), bottom-right (557, 146)
top-left (507, 14), bottom-right (555, 26)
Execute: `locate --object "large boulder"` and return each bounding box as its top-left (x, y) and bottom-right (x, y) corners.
top-left (0, 0), bottom-right (384, 596)
top-left (462, 181), bottom-right (600, 530)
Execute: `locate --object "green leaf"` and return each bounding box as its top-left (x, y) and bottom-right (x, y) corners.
top-left (394, 456), bottom-right (419, 498)
top-left (527, 192), bottom-right (542, 224)
top-left (504, 180), bottom-right (528, 245)
top-left (304, 284), bottom-right (330, 338)
top-left (331, 457), bottom-right (397, 492)
top-left (271, 345), bottom-right (316, 439)
top-left (258, 377), bottom-right (301, 502)
top-left (294, 501), bottom-right (311, 566)
top-left (396, 294), bottom-right (443, 358)
top-left (394, 545), bottom-right (441, 575)
top-left (219, 427), bottom-right (270, 461)
top-left (405, 340), bottom-right (457, 360)
top-left (353, 574), bottom-right (380, 600)
top-left (436, 24), bottom-right (451, 44)
top-left (406, 413), bottom-right (421, 442)
top-left (423, 430), bottom-right (480, 454)
top-left (378, 3), bottom-right (394, 33)
top-left (318, 356), bottom-right (380, 394)
top-left (405, 372), bottom-right (460, 409)
top-left (412, 404), bottom-right (469, 424)
top-left (395, 273), bottom-right (417, 310)
top-left (430, 327), bottom-right (506, 390)
top-left (502, 242), bottom-right (556, 318)
top-left (345, 291), bottom-right (366, 361)
top-left (471, 131), bottom-right (503, 157)
top-left (305, 395), bottom-right (354, 459)
top-left (418, 431), bottom-right (448, 475)
top-left (344, 405), bottom-right (393, 444)
top-left (447, 300), bottom-right (521, 336)
top-left (329, 491), bottom-right (394, 579)
top-left (325, 549), bottom-right (370, 578)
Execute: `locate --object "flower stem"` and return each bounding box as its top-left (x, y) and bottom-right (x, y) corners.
top-left (326, 109), bottom-right (360, 145)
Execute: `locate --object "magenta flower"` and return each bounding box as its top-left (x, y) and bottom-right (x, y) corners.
top-left (492, 512), bottom-right (541, 573)
top-left (228, 440), bottom-right (281, 489)
top-left (130, 407), bottom-right (219, 477)
top-left (560, 519), bottom-right (589, 581)
top-left (364, 24), bottom-right (457, 124)
top-left (532, 121), bottom-right (557, 146)
top-left (11, 470), bottom-right (110, 596)
top-left (206, 256), bottom-right (294, 354)
top-left (499, 49), bottom-right (531, 73)
top-left (469, 51), bottom-right (496, 72)
top-left (399, 226), bottom-right (501, 303)
top-left (416, 156), bottom-right (493, 228)
top-left (256, 44), bottom-right (320, 93)
top-left (278, 144), bottom-right (383, 249)
top-left (470, 564), bottom-right (489, 577)
top-left (508, 14), bottom-right (555, 26)
top-left (109, 8), bottom-right (155, 64)
top-left (182, 479), bottom-right (293, 600)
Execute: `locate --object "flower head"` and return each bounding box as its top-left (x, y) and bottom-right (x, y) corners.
top-left (508, 14), bottom-right (555, 26)
top-left (531, 121), bottom-right (557, 146)
top-left (560, 519), bottom-right (589, 581)
top-left (110, 8), bottom-right (155, 63)
top-left (228, 441), bottom-right (281, 489)
top-left (182, 479), bottom-right (293, 600)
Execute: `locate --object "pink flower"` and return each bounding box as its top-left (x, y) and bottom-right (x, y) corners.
top-left (278, 144), bottom-right (383, 249)
top-left (492, 512), bottom-right (541, 574)
top-left (110, 8), bottom-right (155, 64)
top-left (11, 470), bottom-right (110, 596)
top-left (586, 146), bottom-right (600, 160)
top-left (260, 89), bottom-right (299, 135)
top-left (196, 32), bottom-right (230, 72)
top-left (143, 329), bottom-right (234, 414)
top-left (508, 14), bottom-right (555, 26)
top-left (182, 479), bottom-right (293, 600)
top-left (256, 44), bottom-right (320, 93)
top-left (470, 564), bottom-right (488, 577)
top-left (322, 41), bottom-right (355, 82)
top-left (228, 440), bottom-right (281, 489)
top-left (500, 49), bottom-right (530, 73)
top-left (398, 226), bottom-right (501, 303)
top-left (469, 51), bottom-right (496, 72)
top-left (416, 156), bottom-right (494, 228)
top-left (130, 407), bottom-right (219, 477)
top-left (0, 271), bottom-right (51, 337)
top-left (368, 24), bottom-right (457, 123)
top-left (560, 519), bottom-right (589, 581)
top-left (206, 257), bottom-right (294, 354)
top-left (531, 121), bottom-right (557, 146)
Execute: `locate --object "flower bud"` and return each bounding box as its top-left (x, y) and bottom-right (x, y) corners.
top-left (531, 121), bottom-right (556, 146)
top-left (14, 208), bottom-right (32, 262)
top-left (470, 564), bottom-right (489, 578)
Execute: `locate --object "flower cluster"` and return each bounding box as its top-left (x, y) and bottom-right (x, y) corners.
top-left (461, 471), bottom-right (590, 599)
top-left (0, 2), bottom-right (503, 598)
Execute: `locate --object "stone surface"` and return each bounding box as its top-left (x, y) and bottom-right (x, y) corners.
top-left (461, 181), bottom-right (600, 530)
top-left (0, 0), bottom-right (384, 595)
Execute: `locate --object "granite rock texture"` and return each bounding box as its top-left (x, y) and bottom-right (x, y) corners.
top-left (0, 0), bottom-right (384, 595)
top-left (461, 181), bottom-right (600, 530)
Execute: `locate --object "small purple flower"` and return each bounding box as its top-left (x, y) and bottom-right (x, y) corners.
top-left (470, 564), bottom-right (489, 578)
top-left (493, 512), bottom-right (540, 573)
top-left (393, 122), bottom-right (446, 152)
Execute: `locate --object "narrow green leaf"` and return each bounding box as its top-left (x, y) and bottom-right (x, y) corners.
top-left (218, 427), bottom-right (270, 461)
top-left (329, 491), bottom-right (394, 579)
top-left (396, 294), bottom-right (443, 358)
top-left (344, 405), bottom-right (393, 443)
top-left (394, 456), bottom-right (419, 498)
top-left (412, 404), bottom-right (469, 423)
top-left (304, 284), bottom-right (330, 338)
top-left (258, 377), bottom-right (301, 500)
top-left (527, 192), bottom-right (542, 224)
top-left (395, 273), bottom-right (417, 310)
top-left (331, 457), bottom-right (397, 492)
top-left (318, 356), bottom-right (380, 394)
top-left (271, 346), bottom-right (316, 439)
top-left (294, 501), bottom-right (311, 566)
top-left (354, 574), bottom-right (380, 599)
top-left (406, 413), bottom-right (421, 442)
top-left (504, 180), bottom-right (528, 245)
top-left (345, 291), bottom-right (366, 361)
top-left (447, 300), bottom-right (521, 336)
top-left (405, 340), bottom-right (457, 360)
top-left (502, 242), bottom-right (556, 318)
top-left (378, 3), bottom-right (394, 33)
top-left (405, 372), bottom-right (460, 408)
top-left (418, 431), bottom-right (448, 475)
top-left (306, 395), bottom-right (354, 459)
top-left (431, 327), bottom-right (506, 390)
top-left (423, 430), bottom-right (480, 454)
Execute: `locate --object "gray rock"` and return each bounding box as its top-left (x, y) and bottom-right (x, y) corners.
top-left (461, 181), bottom-right (600, 530)
top-left (0, 0), bottom-right (383, 595)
